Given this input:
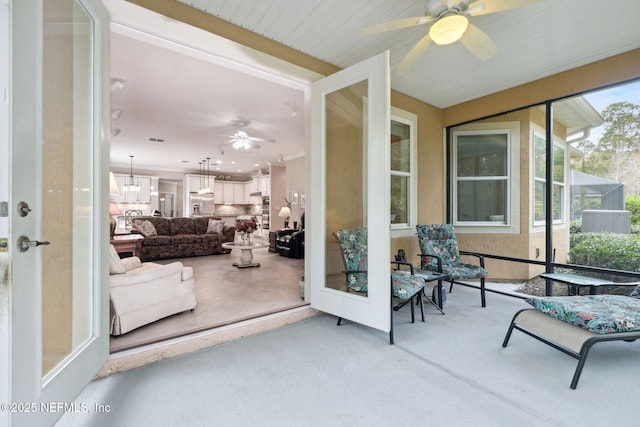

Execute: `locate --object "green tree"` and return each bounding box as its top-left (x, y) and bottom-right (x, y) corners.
top-left (573, 101), bottom-right (640, 195)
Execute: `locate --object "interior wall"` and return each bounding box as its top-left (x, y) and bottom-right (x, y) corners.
top-left (285, 155), bottom-right (305, 226)
top-left (270, 165), bottom-right (287, 230)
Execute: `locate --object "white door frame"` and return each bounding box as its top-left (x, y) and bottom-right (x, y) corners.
top-left (308, 51), bottom-right (391, 334)
top-left (2, 0), bottom-right (110, 425)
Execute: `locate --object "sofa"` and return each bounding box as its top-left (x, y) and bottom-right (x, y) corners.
top-left (109, 244), bottom-right (196, 336)
top-left (275, 212), bottom-right (304, 258)
top-left (130, 216), bottom-right (235, 262)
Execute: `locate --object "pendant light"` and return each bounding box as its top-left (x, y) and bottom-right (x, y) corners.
top-left (204, 157), bottom-right (211, 193)
top-left (123, 155), bottom-right (139, 191)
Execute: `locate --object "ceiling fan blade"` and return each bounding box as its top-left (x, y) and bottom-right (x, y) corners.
top-left (468, 0), bottom-right (541, 16)
top-left (395, 33), bottom-right (434, 74)
top-left (459, 23), bottom-right (498, 61)
top-left (248, 136), bottom-right (276, 143)
top-left (360, 15), bottom-right (435, 36)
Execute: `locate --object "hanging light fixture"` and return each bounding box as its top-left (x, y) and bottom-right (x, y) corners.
top-left (197, 161), bottom-right (204, 195)
top-left (204, 157), bottom-right (212, 193)
top-left (123, 155), bottom-right (139, 191)
top-left (429, 14), bottom-right (469, 46)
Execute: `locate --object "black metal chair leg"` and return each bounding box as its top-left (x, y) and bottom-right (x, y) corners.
top-left (480, 277), bottom-right (486, 307)
top-left (337, 317), bottom-right (343, 326)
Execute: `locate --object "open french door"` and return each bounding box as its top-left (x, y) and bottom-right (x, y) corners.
top-left (308, 51), bottom-right (391, 335)
top-left (8, 0), bottom-right (110, 425)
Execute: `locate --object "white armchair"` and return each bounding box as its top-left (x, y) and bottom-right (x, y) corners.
top-left (109, 245), bottom-right (196, 335)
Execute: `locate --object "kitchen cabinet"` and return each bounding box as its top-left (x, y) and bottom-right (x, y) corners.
top-left (113, 174), bottom-right (151, 203)
top-left (260, 176), bottom-right (271, 195)
top-left (233, 183), bottom-right (245, 204)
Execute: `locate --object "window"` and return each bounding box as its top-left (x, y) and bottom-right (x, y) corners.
top-left (533, 132), bottom-right (565, 224)
top-left (453, 130), bottom-right (510, 225)
top-left (390, 108), bottom-right (416, 235)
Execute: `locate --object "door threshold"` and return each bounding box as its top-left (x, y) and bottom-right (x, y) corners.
top-left (96, 305), bottom-right (318, 379)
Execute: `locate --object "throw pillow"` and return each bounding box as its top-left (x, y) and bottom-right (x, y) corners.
top-left (206, 219), bottom-right (225, 234)
top-left (109, 244), bottom-right (126, 275)
top-left (133, 219), bottom-right (157, 237)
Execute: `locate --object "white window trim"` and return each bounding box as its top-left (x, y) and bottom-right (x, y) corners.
top-left (450, 121), bottom-right (520, 234)
top-left (453, 129), bottom-right (511, 226)
top-left (390, 106), bottom-right (417, 238)
top-left (532, 128), bottom-right (567, 227)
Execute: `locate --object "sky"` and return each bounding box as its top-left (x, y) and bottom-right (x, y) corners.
top-left (582, 80), bottom-right (640, 142)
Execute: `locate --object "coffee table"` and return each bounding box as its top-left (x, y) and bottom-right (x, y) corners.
top-left (222, 241), bottom-right (269, 268)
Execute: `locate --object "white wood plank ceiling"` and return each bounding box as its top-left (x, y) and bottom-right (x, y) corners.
top-left (178, 0), bottom-right (640, 109)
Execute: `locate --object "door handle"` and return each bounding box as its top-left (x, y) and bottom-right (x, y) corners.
top-left (16, 236), bottom-right (51, 252)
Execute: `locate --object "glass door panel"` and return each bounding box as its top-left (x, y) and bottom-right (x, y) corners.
top-left (41, 0), bottom-right (94, 378)
top-left (325, 80), bottom-right (368, 295)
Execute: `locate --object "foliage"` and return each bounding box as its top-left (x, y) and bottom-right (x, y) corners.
top-left (235, 217), bottom-right (258, 233)
top-left (571, 101), bottom-right (640, 196)
top-left (626, 194), bottom-right (640, 225)
top-left (569, 232), bottom-right (640, 274)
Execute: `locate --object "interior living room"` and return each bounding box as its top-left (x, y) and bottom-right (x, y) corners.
top-left (106, 12), bottom-right (311, 352)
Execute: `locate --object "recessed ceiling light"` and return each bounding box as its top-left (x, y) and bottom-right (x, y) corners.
top-left (231, 161), bottom-right (236, 165)
top-left (253, 163), bottom-right (260, 167)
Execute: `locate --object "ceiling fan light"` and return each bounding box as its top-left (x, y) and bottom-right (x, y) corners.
top-left (429, 14), bottom-right (468, 45)
top-left (232, 140), bottom-right (244, 150)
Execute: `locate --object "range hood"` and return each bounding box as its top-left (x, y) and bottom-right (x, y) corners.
top-left (249, 191), bottom-right (262, 197)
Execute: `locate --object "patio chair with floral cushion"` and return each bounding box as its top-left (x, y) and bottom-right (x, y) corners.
top-left (416, 224), bottom-right (488, 307)
top-left (333, 227), bottom-right (426, 344)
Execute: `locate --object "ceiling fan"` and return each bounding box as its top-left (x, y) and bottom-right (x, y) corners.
top-left (361, 0), bottom-right (540, 73)
top-left (220, 119), bottom-right (275, 151)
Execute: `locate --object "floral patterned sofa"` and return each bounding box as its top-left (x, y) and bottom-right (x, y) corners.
top-left (130, 216), bottom-right (235, 262)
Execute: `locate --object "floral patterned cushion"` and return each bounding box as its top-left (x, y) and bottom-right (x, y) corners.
top-left (391, 272), bottom-right (424, 301)
top-left (334, 228), bottom-right (368, 292)
top-left (526, 295), bottom-right (640, 334)
top-left (334, 227), bottom-right (424, 299)
top-left (416, 224), bottom-right (488, 279)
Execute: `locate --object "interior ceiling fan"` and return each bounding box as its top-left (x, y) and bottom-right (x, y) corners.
top-left (361, 0), bottom-right (540, 73)
top-left (221, 119), bottom-right (275, 151)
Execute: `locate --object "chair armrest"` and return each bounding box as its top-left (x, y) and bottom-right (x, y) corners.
top-left (459, 250), bottom-right (485, 268)
top-left (275, 229), bottom-right (296, 238)
top-left (344, 269), bottom-right (367, 275)
top-left (418, 252), bottom-right (444, 273)
top-left (390, 260), bottom-right (415, 275)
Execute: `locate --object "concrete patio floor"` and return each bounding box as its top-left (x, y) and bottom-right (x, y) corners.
top-left (58, 284), bottom-right (637, 426)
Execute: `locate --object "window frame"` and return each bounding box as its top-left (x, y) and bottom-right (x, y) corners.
top-left (532, 130), bottom-right (566, 226)
top-left (452, 128), bottom-right (512, 227)
top-left (390, 107), bottom-right (417, 237)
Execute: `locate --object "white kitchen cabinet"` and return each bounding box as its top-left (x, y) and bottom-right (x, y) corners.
top-left (222, 183), bottom-right (234, 204)
top-left (260, 176), bottom-right (271, 195)
top-left (214, 181), bottom-right (225, 202)
top-left (113, 174), bottom-right (151, 203)
top-left (233, 183), bottom-right (245, 204)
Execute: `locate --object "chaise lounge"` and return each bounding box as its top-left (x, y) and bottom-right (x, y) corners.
top-left (502, 288), bottom-right (640, 389)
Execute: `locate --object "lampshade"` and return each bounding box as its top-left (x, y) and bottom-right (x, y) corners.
top-left (278, 206), bottom-right (291, 218)
top-left (429, 14), bottom-right (469, 46)
top-left (109, 172), bottom-right (121, 196)
top-left (109, 201), bottom-right (122, 216)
